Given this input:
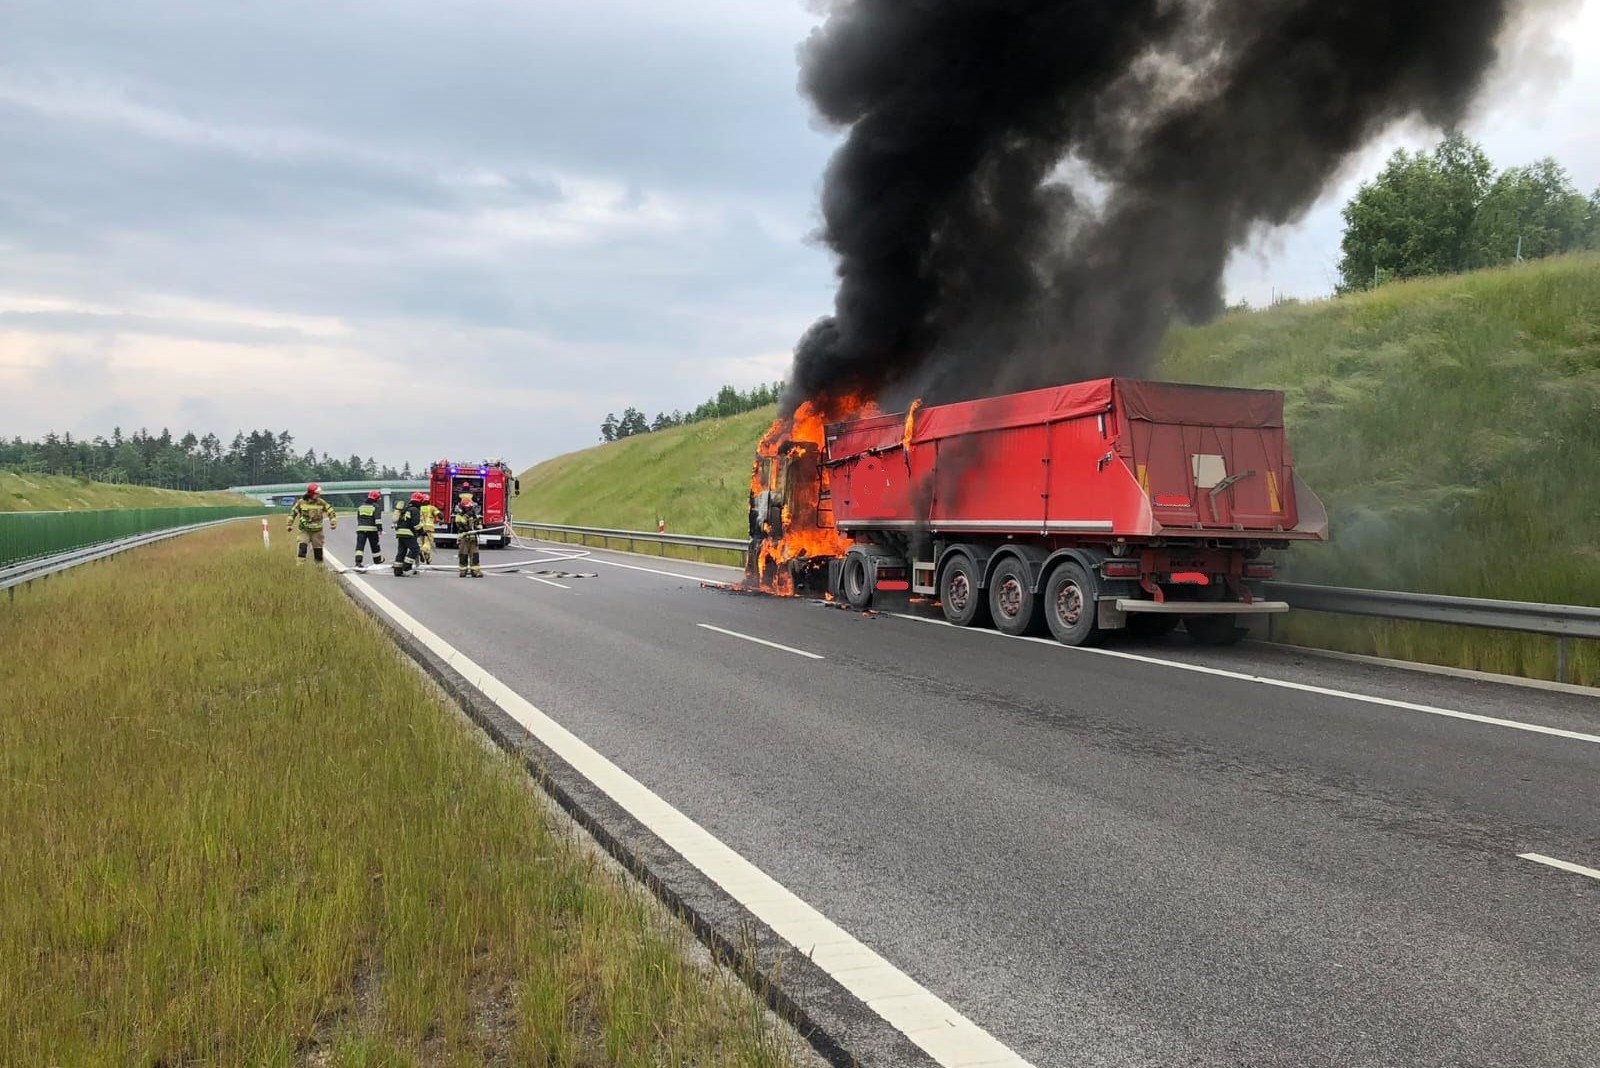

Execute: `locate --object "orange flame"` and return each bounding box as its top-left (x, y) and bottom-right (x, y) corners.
top-left (748, 393), bottom-right (878, 596)
top-left (902, 398), bottom-right (923, 455)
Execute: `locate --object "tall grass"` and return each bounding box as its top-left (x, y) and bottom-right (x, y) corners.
top-left (1, 525), bottom-right (802, 1067)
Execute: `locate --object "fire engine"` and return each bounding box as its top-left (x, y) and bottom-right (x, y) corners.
top-left (427, 459), bottom-right (520, 550)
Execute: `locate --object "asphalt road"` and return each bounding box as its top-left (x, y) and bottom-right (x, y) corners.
top-left (351, 539), bottom-right (1600, 1068)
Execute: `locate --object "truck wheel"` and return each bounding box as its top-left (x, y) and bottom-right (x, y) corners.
top-left (989, 558), bottom-right (1041, 636)
top-left (1043, 563), bottom-right (1100, 647)
top-left (842, 554), bottom-right (874, 609)
top-left (939, 555), bottom-right (991, 628)
top-left (1185, 615), bottom-right (1247, 646)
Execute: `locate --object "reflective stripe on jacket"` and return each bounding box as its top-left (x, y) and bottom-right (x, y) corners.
top-left (356, 503), bottom-right (382, 532)
top-left (290, 497), bottom-right (336, 531)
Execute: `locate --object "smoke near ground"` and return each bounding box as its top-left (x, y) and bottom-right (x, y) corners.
top-left (785, 0), bottom-right (1537, 415)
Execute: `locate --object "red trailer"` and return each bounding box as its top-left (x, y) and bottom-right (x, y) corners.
top-left (746, 378), bottom-right (1327, 646)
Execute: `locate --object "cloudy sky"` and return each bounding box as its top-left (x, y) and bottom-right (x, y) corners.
top-left (3, 0), bottom-right (1597, 474)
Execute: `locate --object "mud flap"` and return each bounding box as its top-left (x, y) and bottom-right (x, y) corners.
top-left (1097, 598), bottom-right (1128, 631)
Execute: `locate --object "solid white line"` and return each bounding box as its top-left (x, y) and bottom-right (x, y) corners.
top-left (526, 575), bottom-right (572, 590)
top-left (696, 623), bottom-right (825, 660)
top-left (328, 552), bottom-right (1030, 1068)
top-left (586, 556), bottom-right (720, 583)
top-left (1518, 852), bottom-right (1600, 881)
top-left (892, 613), bottom-right (1600, 747)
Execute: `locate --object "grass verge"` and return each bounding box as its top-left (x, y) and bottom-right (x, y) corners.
top-left (1, 524), bottom-right (804, 1068)
top-left (0, 470), bottom-right (252, 511)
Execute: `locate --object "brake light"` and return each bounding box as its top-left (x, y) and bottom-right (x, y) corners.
top-left (1103, 561), bottom-right (1140, 579)
top-left (1170, 571), bottom-right (1210, 585)
top-left (1244, 562), bottom-right (1275, 579)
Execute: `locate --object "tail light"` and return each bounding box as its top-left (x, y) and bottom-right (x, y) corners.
top-left (1103, 560), bottom-right (1140, 579)
top-left (1244, 562), bottom-right (1275, 579)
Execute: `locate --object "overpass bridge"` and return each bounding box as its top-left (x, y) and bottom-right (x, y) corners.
top-left (231, 481), bottom-right (428, 510)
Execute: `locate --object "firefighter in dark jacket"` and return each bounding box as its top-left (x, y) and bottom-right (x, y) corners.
top-left (392, 492), bottom-right (424, 576)
top-left (354, 490), bottom-right (385, 568)
top-left (453, 492), bottom-right (484, 578)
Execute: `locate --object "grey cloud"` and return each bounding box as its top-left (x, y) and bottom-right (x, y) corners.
top-left (0, 309), bottom-right (318, 346)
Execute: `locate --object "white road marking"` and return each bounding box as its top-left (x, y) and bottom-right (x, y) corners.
top-left (1518, 852), bottom-right (1600, 882)
top-left (893, 613), bottom-right (1600, 747)
top-left (581, 555), bottom-right (720, 583)
top-left (527, 575), bottom-right (572, 590)
top-left (696, 623), bottom-right (825, 660)
top-left (328, 552), bottom-right (1030, 1068)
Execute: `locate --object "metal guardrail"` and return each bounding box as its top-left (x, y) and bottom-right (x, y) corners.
top-left (1265, 582), bottom-right (1600, 640)
top-left (515, 522), bottom-right (1598, 683)
top-left (513, 521), bottom-right (747, 561)
top-left (1, 517), bottom-right (251, 598)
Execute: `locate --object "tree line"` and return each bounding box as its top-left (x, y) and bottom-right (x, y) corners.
top-left (1339, 134), bottom-right (1600, 292)
top-left (601, 381), bottom-right (783, 442)
top-left (0, 427), bottom-right (410, 491)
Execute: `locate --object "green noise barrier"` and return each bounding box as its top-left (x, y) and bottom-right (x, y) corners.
top-left (0, 506), bottom-right (268, 569)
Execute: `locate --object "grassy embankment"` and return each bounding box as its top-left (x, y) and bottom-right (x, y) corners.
top-left (0, 470), bottom-right (251, 511)
top-left (518, 407), bottom-right (776, 562)
top-left (519, 253), bottom-right (1600, 684)
top-left (1, 524), bottom-right (801, 1068)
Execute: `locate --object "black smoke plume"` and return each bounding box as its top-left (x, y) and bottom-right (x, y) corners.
top-left (785, 0), bottom-right (1532, 415)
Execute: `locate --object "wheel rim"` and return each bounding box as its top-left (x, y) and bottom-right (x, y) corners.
top-left (1055, 580), bottom-right (1083, 627)
top-left (997, 576), bottom-right (1024, 619)
top-left (948, 570), bottom-right (971, 613)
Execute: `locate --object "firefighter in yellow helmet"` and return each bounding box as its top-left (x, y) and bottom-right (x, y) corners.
top-left (453, 492), bottom-right (484, 578)
top-left (417, 497), bottom-right (443, 565)
top-left (288, 482), bottom-right (337, 566)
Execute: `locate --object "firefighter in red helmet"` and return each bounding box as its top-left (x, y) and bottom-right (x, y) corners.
top-left (353, 489), bottom-right (385, 569)
top-left (288, 482), bottom-right (337, 566)
top-left (392, 491), bottom-right (425, 576)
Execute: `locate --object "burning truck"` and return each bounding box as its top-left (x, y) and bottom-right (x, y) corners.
top-left (746, 377), bottom-right (1327, 647)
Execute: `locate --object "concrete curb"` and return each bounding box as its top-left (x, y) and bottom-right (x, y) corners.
top-left (340, 583), bottom-right (941, 1068)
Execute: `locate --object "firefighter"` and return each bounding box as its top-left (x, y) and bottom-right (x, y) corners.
top-left (353, 490), bottom-right (385, 569)
top-left (453, 492), bottom-right (484, 578)
top-left (392, 492), bottom-right (424, 576)
top-left (288, 483), bottom-right (337, 566)
top-left (418, 498), bottom-right (443, 565)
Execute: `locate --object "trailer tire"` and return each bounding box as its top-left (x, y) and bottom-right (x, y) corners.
top-left (1043, 563), bottom-right (1100, 647)
top-left (939, 555), bottom-right (990, 628)
top-left (842, 553), bottom-right (874, 609)
top-left (1184, 615), bottom-right (1247, 646)
top-left (989, 558), bottom-right (1041, 636)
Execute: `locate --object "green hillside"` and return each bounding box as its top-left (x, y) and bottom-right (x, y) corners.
top-left (0, 471), bottom-right (253, 512)
top-left (521, 253), bottom-right (1600, 682)
top-left (520, 407), bottom-right (777, 538)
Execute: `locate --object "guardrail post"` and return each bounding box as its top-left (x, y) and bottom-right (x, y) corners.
top-left (1556, 637), bottom-right (1570, 684)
